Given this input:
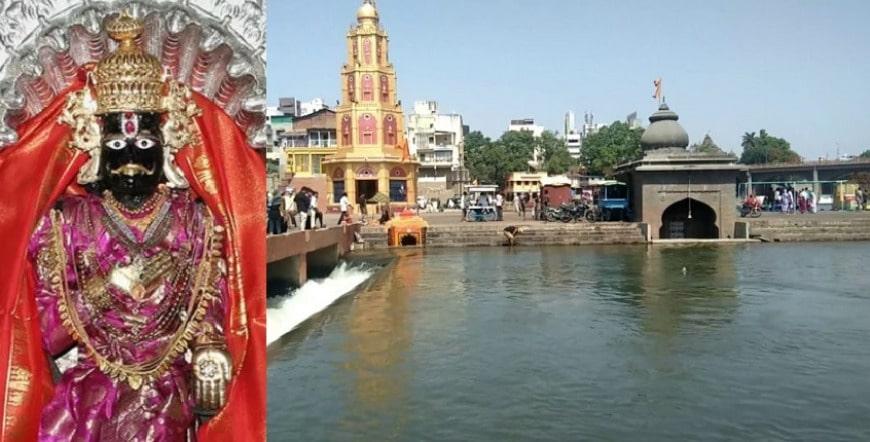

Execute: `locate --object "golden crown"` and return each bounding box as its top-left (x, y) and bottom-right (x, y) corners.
top-left (93, 13), bottom-right (165, 114)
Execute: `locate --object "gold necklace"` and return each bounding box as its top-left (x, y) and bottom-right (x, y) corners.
top-left (103, 187), bottom-right (168, 217)
top-left (43, 209), bottom-right (224, 390)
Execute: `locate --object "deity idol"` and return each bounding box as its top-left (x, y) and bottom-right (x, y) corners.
top-left (0, 12), bottom-right (265, 442)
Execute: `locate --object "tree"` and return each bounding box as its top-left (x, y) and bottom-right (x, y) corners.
top-left (690, 134), bottom-right (723, 154)
top-left (464, 130), bottom-right (534, 188)
top-left (860, 149), bottom-right (870, 159)
top-left (579, 121), bottom-right (644, 177)
top-left (739, 129), bottom-right (800, 164)
top-left (463, 130), bottom-right (492, 183)
top-left (852, 171), bottom-right (870, 189)
top-left (538, 131), bottom-right (575, 175)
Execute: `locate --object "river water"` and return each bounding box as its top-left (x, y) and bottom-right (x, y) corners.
top-left (267, 243), bottom-right (870, 441)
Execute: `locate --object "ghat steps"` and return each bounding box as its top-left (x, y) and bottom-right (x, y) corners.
top-left (360, 222), bottom-right (647, 249)
top-left (747, 216), bottom-right (870, 242)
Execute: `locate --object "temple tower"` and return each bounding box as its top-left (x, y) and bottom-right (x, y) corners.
top-left (324, 0), bottom-right (419, 210)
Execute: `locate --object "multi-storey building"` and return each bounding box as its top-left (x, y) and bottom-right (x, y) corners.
top-left (275, 97), bottom-right (327, 118)
top-left (508, 118), bottom-right (545, 169)
top-left (565, 131), bottom-right (582, 159)
top-left (284, 108), bottom-right (337, 177)
top-left (407, 101), bottom-right (466, 198)
top-left (505, 171), bottom-right (548, 199)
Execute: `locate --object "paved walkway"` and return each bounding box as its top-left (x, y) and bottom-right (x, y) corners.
top-left (269, 208), bottom-right (870, 235)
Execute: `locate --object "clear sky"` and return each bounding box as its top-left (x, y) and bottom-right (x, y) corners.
top-left (267, 0), bottom-right (870, 159)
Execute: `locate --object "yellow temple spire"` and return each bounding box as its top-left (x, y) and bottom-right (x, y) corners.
top-left (324, 0), bottom-right (419, 211)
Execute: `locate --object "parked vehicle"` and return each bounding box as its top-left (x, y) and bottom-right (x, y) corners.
top-left (740, 203), bottom-right (762, 218)
top-left (464, 184), bottom-right (500, 222)
top-left (544, 206), bottom-right (567, 222)
top-left (584, 205), bottom-right (604, 223)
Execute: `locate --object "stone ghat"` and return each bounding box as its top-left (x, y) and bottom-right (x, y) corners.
top-left (359, 222), bottom-right (648, 249)
top-left (745, 215), bottom-right (870, 243)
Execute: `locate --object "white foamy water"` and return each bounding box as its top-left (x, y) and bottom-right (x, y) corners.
top-left (266, 262), bottom-right (375, 345)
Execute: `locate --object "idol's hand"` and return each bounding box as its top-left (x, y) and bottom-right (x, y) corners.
top-left (192, 346), bottom-right (232, 416)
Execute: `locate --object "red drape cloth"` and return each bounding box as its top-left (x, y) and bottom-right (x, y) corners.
top-left (0, 73), bottom-right (265, 441)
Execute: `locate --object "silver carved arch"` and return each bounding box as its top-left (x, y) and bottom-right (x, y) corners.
top-left (0, 0), bottom-right (266, 148)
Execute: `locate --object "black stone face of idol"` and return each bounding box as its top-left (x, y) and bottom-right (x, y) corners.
top-left (99, 112), bottom-right (165, 209)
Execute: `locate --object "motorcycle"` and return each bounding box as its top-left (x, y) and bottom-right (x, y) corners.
top-left (740, 203), bottom-right (762, 218)
top-left (584, 205), bottom-right (604, 223)
top-left (544, 206), bottom-right (567, 222)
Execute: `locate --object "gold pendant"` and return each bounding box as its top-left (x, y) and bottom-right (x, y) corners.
top-left (109, 256), bottom-right (145, 298)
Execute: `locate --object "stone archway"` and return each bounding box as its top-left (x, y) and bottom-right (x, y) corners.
top-left (660, 198), bottom-right (719, 239)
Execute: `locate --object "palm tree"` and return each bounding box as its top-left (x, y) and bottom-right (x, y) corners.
top-left (741, 132), bottom-right (756, 150)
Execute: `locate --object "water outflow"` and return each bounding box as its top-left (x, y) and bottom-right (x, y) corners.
top-left (266, 262), bottom-right (374, 345)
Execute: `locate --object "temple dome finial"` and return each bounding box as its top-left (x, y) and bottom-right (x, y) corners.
top-left (640, 102), bottom-right (689, 150)
top-left (357, 0), bottom-right (379, 21)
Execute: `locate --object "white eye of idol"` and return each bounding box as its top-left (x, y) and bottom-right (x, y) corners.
top-left (104, 139), bottom-right (127, 150)
top-left (135, 138), bottom-right (157, 150)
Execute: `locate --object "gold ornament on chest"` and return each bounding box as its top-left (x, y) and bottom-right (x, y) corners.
top-left (108, 251), bottom-right (174, 301)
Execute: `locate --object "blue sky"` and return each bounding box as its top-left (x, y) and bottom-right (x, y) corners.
top-left (267, 0), bottom-right (870, 159)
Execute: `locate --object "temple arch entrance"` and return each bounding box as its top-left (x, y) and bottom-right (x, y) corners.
top-left (660, 198), bottom-right (719, 239)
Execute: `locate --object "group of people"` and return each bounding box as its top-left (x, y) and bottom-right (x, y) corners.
top-left (458, 191), bottom-right (505, 221)
top-left (512, 192), bottom-right (551, 221)
top-left (267, 187), bottom-right (325, 235)
top-left (456, 191), bottom-right (562, 222)
top-left (773, 187), bottom-right (817, 214)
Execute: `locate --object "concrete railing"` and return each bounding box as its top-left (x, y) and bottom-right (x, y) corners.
top-left (267, 224), bottom-right (360, 286)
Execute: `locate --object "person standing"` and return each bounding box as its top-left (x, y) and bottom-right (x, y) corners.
top-left (798, 187), bottom-right (807, 214)
top-left (268, 191), bottom-right (283, 235)
top-left (520, 194), bottom-right (527, 220)
top-left (460, 191), bottom-right (468, 221)
top-left (308, 192), bottom-right (323, 230)
top-left (358, 193), bottom-right (368, 222)
top-left (338, 192), bottom-right (350, 225)
top-left (308, 191), bottom-right (318, 229)
top-left (531, 195), bottom-right (539, 221)
top-left (774, 188), bottom-right (782, 211)
top-left (541, 190), bottom-right (550, 220)
top-left (283, 187), bottom-right (297, 229)
top-left (857, 187), bottom-right (865, 211)
top-left (295, 189), bottom-right (311, 231)
top-left (495, 192), bottom-right (504, 221)
top-left (780, 187), bottom-right (789, 213)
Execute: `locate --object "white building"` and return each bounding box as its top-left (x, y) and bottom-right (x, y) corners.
top-left (508, 118), bottom-right (545, 169)
top-left (509, 118), bottom-right (545, 138)
top-left (407, 101), bottom-right (466, 197)
top-left (565, 132), bottom-right (582, 159)
top-left (299, 98), bottom-right (326, 117)
top-left (564, 111), bottom-right (576, 136)
top-left (265, 106), bottom-right (290, 184)
top-left (564, 111), bottom-right (582, 159)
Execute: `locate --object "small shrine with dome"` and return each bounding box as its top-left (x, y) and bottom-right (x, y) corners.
top-left (617, 102), bottom-right (744, 240)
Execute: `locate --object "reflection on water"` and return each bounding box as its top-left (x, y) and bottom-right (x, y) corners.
top-left (639, 245), bottom-right (739, 336)
top-left (268, 243), bottom-right (870, 441)
top-left (340, 250), bottom-right (422, 436)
